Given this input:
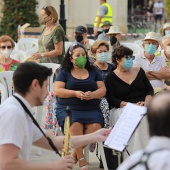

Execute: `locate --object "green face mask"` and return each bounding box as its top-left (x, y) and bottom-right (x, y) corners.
top-left (75, 56), bottom-right (87, 68)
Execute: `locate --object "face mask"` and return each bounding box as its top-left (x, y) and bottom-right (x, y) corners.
top-left (75, 35), bottom-right (83, 43)
top-left (165, 30), bottom-right (170, 35)
top-left (145, 44), bottom-right (157, 55)
top-left (166, 46), bottom-right (170, 55)
top-left (104, 29), bottom-right (109, 34)
top-left (122, 58), bottom-right (133, 70)
top-left (97, 52), bottom-right (109, 63)
top-left (1, 49), bottom-right (12, 58)
top-left (75, 56), bottom-right (87, 68)
top-left (110, 35), bottom-right (117, 46)
top-left (39, 16), bottom-right (51, 25)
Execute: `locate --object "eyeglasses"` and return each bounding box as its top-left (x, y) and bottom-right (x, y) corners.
top-left (0, 46), bottom-right (12, 50)
top-left (126, 55), bottom-right (135, 60)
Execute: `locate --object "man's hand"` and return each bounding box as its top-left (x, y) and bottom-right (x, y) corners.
top-left (53, 155), bottom-right (75, 170)
top-left (159, 66), bottom-right (169, 72)
top-left (94, 128), bottom-right (112, 142)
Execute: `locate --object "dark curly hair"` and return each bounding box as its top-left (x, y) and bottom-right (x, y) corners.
top-left (62, 44), bottom-right (93, 71)
top-left (112, 45), bottom-right (133, 67)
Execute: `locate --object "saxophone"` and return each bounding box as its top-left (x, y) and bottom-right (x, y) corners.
top-left (62, 106), bottom-right (74, 157)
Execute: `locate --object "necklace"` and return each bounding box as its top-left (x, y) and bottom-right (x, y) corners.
top-left (46, 24), bottom-right (55, 31)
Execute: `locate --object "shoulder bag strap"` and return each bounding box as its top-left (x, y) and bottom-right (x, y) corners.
top-left (13, 95), bottom-right (61, 157)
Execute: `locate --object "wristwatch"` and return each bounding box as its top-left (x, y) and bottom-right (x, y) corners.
top-left (41, 53), bottom-right (44, 58)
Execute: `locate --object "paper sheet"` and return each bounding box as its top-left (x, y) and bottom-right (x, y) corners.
top-left (104, 103), bottom-right (147, 152)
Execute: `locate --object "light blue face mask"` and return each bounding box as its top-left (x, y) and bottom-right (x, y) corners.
top-left (97, 52), bottom-right (109, 63)
top-left (122, 58), bottom-right (133, 70)
top-left (165, 30), bottom-right (170, 35)
top-left (145, 44), bottom-right (157, 55)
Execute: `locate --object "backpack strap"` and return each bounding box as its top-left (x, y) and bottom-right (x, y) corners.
top-left (127, 148), bottom-right (169, 170)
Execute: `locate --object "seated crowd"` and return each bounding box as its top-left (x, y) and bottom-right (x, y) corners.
top-left (2, 16), bottom-right (170, 170)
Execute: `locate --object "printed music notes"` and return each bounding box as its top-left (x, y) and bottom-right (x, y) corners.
top-left (104, 103), bottom-right (147, 152)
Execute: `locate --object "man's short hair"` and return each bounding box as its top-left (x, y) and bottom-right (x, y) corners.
top-left (13, 62), bottom-right (52, 95)
top-left (147, 92), bottom-right (170, 137)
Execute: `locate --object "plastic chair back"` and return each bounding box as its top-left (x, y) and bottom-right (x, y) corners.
top-left (25, 46), bottom-right (38, 57)
top-left (121, 42), bottom-right (143, 55)
top-left (11, 49), bottom-right (26, 62)
top-left (88, 39), bottom-right (95, 47)
top-left (0, 71), bottom-right (14, 97)
top-left (0, 83), bottom-right (8, 103)
top-left (39, 63), bottom-right (61, 92)
top-left (64, 42), bottom-right (73, 53)
top-left (16, 38), bottom-right (38, 53)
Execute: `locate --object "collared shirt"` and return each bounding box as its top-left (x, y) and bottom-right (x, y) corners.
top-left (134, 51), bottom-right (166, 89)
top-left (97, 32), bottom-right (110, 42)
top-left (0, 93), bottom-right (43, 160)
top-left (117, 136), bottom-right (170, 170)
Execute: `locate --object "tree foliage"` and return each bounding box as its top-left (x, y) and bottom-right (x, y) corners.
top-left (0, 0), bottom-right (39, 41)
top-left (165, 0), bottom-right (170, 18)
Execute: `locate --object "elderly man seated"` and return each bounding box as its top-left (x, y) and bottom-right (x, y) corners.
top-left (133, 32), bottom-right (170, 93)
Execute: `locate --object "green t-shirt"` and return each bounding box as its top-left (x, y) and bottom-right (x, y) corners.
top-left (38, 24), bottom-right (65, 64)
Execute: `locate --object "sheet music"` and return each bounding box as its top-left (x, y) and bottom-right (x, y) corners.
top-left (104, 103), bottom-right (147, 152)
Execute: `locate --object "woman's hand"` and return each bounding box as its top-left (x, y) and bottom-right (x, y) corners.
top-left (31, 53), bottom-right (42, 60)
top-left (74, 91), bottom-right (85, 100)
top-left (84, 91), bottom-right (94, 100)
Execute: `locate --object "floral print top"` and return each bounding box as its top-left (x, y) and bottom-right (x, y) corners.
top-left (0, 59), bottom-right (20, 72)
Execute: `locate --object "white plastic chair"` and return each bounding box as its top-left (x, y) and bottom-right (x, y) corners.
top-left (134, 39), bottom-right (143, 48)
top-left (0, 71), bottom-right (14, 97)
top-left (64, 42), bottom-right (73, 53)
top-left (25, 46), bottom-right (38, 57)
top-left (0, 83), bottom-right (8, 103)
top-left (16, 38), bottom-right (38, 53)
top-left (88, 39), bottom-right (95, 47)
top-left (35, 63), bottom-right (61, 155)
top-left (11, 49), bottom-right (26, 62)
top-left (121, 42), bottom-right (143, 55)
top-left (84, 142), bottom-right (108, 170)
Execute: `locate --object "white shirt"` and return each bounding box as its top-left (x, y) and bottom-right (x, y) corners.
top-left (0, 93), bottom-right (43, 160)
top-left (117, 136), bottom-right (170, 170)
top-left (134, 52), bottom-right (166, 88)
top-left (154, 2), bottom-right (164, 15)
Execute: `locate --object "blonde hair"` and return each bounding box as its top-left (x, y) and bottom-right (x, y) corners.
top-left (91, 40), bottom-right (109, 54)
top-left (42, 6), bottom-right (58, 23)
top-left (0, 35), bottom-right (15, 48)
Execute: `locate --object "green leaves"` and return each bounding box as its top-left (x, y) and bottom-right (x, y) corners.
top-left (165, 0), bottom-right (170, 18)
top-left (0, 0), bottom-right (39, 41)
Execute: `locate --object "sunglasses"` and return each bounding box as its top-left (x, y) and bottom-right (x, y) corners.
top-left (0, 46), bottom-right (12, 50)
top-left (126, 55), bottom-right (135, 60)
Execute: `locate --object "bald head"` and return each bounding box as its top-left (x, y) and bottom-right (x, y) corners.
top-left (147, 92), bottom-right (170, 137)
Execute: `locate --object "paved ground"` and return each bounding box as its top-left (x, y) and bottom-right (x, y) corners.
top-left (30, 146), bottom-right (103, 170)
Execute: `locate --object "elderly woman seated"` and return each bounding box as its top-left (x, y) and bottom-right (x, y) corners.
top-left (105, 45), bottom-right (154, 156)
top-left (0, 36), bottom-right (19, 72)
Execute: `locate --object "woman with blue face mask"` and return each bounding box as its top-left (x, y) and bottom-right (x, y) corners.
top-left (105, 46), bottom-right (153, 157)
top-left (162, 23), bottom-right (170, 36)
top-left (91, 40), bottom-right (115, 80)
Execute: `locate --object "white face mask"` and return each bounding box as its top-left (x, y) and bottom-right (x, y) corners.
top-left (166, 46), bottom-right (170, 55)
top-left (1, 49), bottom-right (12, 59)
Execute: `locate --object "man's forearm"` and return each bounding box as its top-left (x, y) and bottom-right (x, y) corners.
top-left (149, 71), bottom-right (170, 80)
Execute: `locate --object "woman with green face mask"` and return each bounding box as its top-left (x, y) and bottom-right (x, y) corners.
top-left (54, 44), bottom-right (106, 170)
